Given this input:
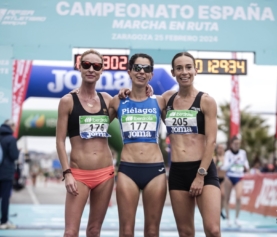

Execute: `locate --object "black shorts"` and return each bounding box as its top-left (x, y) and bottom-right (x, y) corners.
top-left (168, 160), bottom-right (220, 191)
top-left (219, 177), bottom-right (225, 184)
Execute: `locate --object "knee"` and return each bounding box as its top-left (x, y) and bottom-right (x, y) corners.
top-left (205, 225), bottom-right (221, 237)
top-left (120, 227), bottom-right (134, 237)
top-left (86, 225), bottom-right (101, 237)
top-left (177, 227), bottom-right (194, 237)
top-left (144, 226), bottom-right (158, 237)
top-left (64, 229), bottom-right (78, 237)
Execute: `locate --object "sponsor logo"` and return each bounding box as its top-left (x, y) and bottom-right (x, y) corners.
top-left (125, 116), bottom-right (133, 121)
top-left (122, 100), bottom-right (129, 104)
top-left (0, 8), bottom-right (46, 25)
top-left (127, 131), bottom-right (152, 138)
top-left (170, 126), bottom-right (193, 133)
top-left (191, 107), bottom-right (201, 111)
top-left (159, 167), bottom-right (165, 172)
top-left (122, 107), bottom-right (157, 115)
top-left (85, 117), bottom-right (92, 123)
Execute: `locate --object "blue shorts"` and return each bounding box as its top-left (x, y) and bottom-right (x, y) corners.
top-left (227, 176), bottom-right (242, 186)
top-left (118, 161), bottom-right (166, 190)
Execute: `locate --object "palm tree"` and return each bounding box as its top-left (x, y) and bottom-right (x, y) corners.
top-left (217, 102), bottom-right (275, 164)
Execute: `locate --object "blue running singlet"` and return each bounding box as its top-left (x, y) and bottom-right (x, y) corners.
top-left (117, 95), bottom-right (161, 144)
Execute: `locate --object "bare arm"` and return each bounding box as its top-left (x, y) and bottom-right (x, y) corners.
top-left (156, 95), bottom-right (166, 123)
top-left (199, 94), bottom-right (217, 171)
top-left (108, 95), bottom-right (120, 122)
top-left (56, 94), bottom-right (72, 172)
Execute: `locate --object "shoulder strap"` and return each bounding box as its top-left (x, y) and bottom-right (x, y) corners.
top-left (166, 92), bottom-right (178, 110)
top-left (190, 91), bottom-right (204, 108)
top-left (98, 92), bottom-right (109, 116)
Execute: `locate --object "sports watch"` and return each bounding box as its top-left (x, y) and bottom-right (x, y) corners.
top-left (197, 167), bottom-right (208, 176)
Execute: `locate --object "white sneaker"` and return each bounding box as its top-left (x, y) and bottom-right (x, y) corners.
top-left (235, 219), bottom-right (242, 227)
top-left (0, 221), bottom-right (16, 229)
top-left (226, 219), bottom-right (232, 227)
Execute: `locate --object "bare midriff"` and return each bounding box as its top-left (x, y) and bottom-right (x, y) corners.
top-left (121, 143), bottom-right (164, 163)
top-left (69, 136), bottom-right (113, 170)
top-left (169, 133), bottom-right (205, 162)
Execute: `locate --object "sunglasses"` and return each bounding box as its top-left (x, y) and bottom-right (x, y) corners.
top-left (132, 64), bottom-right (153, 73)
top-left (81, 61), bottom-right (103, 71)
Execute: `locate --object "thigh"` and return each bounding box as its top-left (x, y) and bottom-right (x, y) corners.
top-left (65, 181), bottom-right (90, 231)
top-left (224, 177), bottom-right (233, 200)
top-left (142, 174), bottom-right (167, 226)
top-left (116, 172), bottom-right (140, 228)
top-left (234, 180), bottom-right (243, 198)
top-left (170, 190), bottom-right (196, 234)
top-left (87, 177), bottom-right (114, 227)
top-left (196, 185), bottom-right (221, 230)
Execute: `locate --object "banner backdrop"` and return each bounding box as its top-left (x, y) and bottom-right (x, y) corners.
top-left (12, 60), bottom-right (32, 137)
top-left (0, 46), bottom-right (13, 125)
top-left (0, 0), bottom-right (276, 65)
top-left (25, 61), bottom-right (177, 98)
top-left (229, 173), bottom-right (277, 217)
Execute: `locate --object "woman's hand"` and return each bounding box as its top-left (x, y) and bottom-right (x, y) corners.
top-left (69, 88), bottom-right (79, 94)
top-left (118, 88), bottom-right (131, 99)
top-left (189, 175), bottom-right (204, 197)
top-left (118, 85), bottom-right (154, 99)
top-left (65, 174), bottom-right (79, 196)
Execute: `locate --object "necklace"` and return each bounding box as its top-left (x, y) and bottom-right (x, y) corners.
top-left (87, 102), bottom-right (93, 107)
top-left (77, 89), bottom-right (97, 108)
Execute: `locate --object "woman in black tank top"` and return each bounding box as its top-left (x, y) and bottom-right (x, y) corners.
top-left (162, 52), bottom-right (221, 237)
top-left (56, 49), bottom-right (115, 237)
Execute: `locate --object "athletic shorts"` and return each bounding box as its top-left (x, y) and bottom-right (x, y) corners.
top-left (169, 160), bottom-right (220, 191)
top-left (118, 161), bottom-right (165, 190)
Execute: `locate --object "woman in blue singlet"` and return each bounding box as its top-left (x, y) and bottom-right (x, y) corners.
top-left (163, 52), bottom-right (221, 237)
top-left (109, 53), bottom-right (167, 237)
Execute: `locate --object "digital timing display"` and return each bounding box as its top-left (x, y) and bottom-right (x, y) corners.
top-left (195, 59), bottom-right (247, 75)
top-left (74, 54), bottom-right (128, 71)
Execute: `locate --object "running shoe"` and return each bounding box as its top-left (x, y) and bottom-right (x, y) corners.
top-left (0, 221), bottom-right (16, 229)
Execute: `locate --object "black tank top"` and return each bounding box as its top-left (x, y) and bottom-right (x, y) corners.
top-left (67, 92), bottom-right (109, 138)
top-left (166, 91), bottom-right (205, 135)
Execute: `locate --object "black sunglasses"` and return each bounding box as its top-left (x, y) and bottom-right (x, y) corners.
top-left (132, 64), bottom-right (153, 73)
top-left (81, 61), bottom-right (103, 71)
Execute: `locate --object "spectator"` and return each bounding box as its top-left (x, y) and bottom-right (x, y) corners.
top-left (0, 119), bottom-right (20, 229)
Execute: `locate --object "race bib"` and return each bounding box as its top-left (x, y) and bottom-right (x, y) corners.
top-left (121, 114), bottom-right (157, 139)
top-left (79, 115), bottom-right (111, 139)
top-left (165, 110), bottom-right (198, 134)
top-left (230, 164), bottom-right (244, 173)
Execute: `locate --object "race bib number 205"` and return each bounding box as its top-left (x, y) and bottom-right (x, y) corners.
top-left (165, 110), bottom-right (198, 134)
top-left (79, 115), bottom-right (111, 139)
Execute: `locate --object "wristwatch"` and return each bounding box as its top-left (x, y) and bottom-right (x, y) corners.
top-left (197, 167), bottom-right (208, 176)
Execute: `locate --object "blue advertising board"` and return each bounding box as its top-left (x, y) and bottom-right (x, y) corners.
top-left (0, 0), bottom-right (276, 65)
top-left (26, 62), bottom-right (177, 98)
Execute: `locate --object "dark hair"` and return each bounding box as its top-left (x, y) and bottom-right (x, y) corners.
top-left (128, 53), bottom-right (154, 70)
top-left (230, 136), bottom-right (239, 144)
top-left (171, 52), bottom-right (195, 69)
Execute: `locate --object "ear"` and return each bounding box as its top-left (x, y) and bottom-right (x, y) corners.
top-left (171, 69), bottom-right (175, 77)
top-left (194, 67), bottom-right (198, 76)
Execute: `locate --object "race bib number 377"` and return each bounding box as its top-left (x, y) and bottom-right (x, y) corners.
top-left (121, 114), bottom-right (157, 139)
top-left (79, 115), bottom-right (111, 139)
top-left (165, 110), bottom-right (198, 134)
